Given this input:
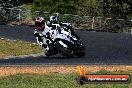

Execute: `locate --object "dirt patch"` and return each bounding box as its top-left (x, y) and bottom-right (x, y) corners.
top-left (0, 65), bottom-right (132, 77)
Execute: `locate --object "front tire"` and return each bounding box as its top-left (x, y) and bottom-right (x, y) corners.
top-left (54, 41), bottom-right (74, 57)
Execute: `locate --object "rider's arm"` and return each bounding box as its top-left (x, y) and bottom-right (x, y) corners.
top-left (34, 29), bottom-right (40, 37)
top-left (34, 29), bottom-right (47, 47)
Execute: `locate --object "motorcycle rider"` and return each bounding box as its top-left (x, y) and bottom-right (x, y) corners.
top-left (34, 16), bottom-right (80, 56)
top-left (34, 17), bottom-right (56, 56)
top-left (48, 15), bottom-right (80, 40)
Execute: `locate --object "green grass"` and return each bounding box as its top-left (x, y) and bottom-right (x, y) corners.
top-left (0, 39), bottom-right (42, 57)
top-left (0, 71), bottom-right (131, 88)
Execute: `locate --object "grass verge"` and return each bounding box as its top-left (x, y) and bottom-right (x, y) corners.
top-left (0, 70), bottom-right (131, 88)
top-left (0, 39), bottom-right (42, 58)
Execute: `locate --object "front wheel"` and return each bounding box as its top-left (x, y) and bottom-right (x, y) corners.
top-left (54, 41), bottom-right (74, 57)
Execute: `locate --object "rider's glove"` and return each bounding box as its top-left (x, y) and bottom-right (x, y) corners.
top-left (34, 32), bottom-right (39, 37)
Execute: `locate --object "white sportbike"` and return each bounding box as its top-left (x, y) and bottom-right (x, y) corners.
top-left (41, 23), bottom-right (85, 57)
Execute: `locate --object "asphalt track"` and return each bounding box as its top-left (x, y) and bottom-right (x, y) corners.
top-left (0, 25), bottom-right (132, 65)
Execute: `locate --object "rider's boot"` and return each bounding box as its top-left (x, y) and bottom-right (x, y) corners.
top-left (71, 31), bottom-right (81, 43)
top-left (69, 26), bottom-right (80, 41)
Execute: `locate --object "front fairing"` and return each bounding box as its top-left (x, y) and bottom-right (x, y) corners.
top-left (55, 28), bottom-right (77, 44)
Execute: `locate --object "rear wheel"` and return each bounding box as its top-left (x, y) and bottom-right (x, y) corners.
top-left (75, 45), bottom-right (85, 57)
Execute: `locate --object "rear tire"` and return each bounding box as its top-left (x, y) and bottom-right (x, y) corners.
top-left (75, 45), bottom-right (85, 57)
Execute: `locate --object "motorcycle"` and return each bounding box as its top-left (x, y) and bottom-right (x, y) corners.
top-left (42, 23), bottom-right (85, 57)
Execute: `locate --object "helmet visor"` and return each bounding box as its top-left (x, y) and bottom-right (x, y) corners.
top-left (35, 21), bottom-right (44, 30)
top-left (35, 22), bottom-right (43, 27)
